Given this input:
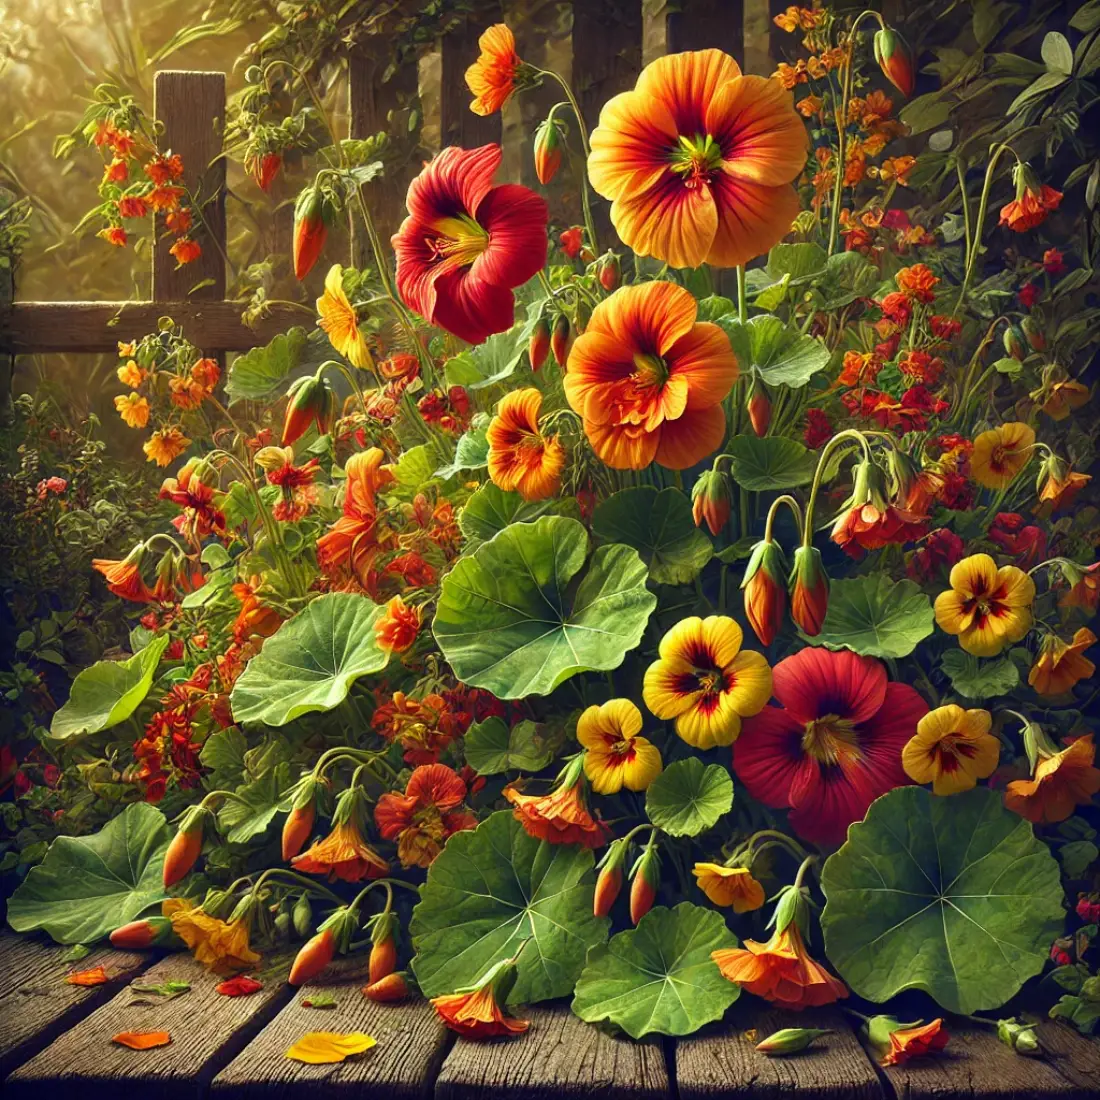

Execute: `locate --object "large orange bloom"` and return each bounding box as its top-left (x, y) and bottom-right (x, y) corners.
top-left (1004, 735), bottom-right (1100, 825)
top-left (504, 759), bottom-right (609, 848)
top-left (564, 282), bottom-right (738, 469)
top-left (588, 50), bottom-right (807, 269)
top-left (291, 820), bottom-right (390, 882)
top-left (486, 388), bottom-right (565, 500)
top-left (464, 24), bottom-right (521, 116)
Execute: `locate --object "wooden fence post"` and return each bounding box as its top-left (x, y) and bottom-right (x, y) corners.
top-left (667, 0), bottom-right (745, 67)
top-left (440, 12), bottom-right (503, 149)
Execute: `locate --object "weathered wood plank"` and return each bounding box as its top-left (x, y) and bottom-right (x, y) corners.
top-left (572, 0), bottom-right (644, 133)
top-left (435, 1001), bottom-right (670, 1100)
top-left (666, 0), bottom-right (745, 67)
top-left (440, 11), bottom-right (503, 150)
top-left (0, 934), bottom-right (154, 1080)
top-left (2, 301), bottom-right (303, 355)
top-left (1034, 1020), bottom-right (1100, 1095)
top-left (4, 952), bottom-right (293, 1100)
top-left (152, 71), bottom-right (227, 302)
top-left (212, 967), bottom-right (450, 1099)
top-left (676, 1004), bottom-right (883, 1100)
top-left (872, 1020), bottom-right (1088, 1099)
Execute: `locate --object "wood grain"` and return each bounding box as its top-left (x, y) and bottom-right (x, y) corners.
top-left (666, 0), bottom-right (746, 67)
top-left (3, 952), bottom-right (293, 1100)
top-left (440, 11), bottom-right (504, 150)
top-left (0, 933), bottom-right (153, 1079)
top-left (211, 965), bottom-right (450, 1099)
top-left (2, 301), bottom-right (303, 354)
top-left (676, 1004), bottom-right (883, 1100)
top-left (435, 1001), bottom-right (670, 1100)
top-left (1034, 1020), bottom-right (1100, 1094)
top-left (571, 0), bottom-right (644, 133)
top-left (152, 71), bottom-right (227, 302)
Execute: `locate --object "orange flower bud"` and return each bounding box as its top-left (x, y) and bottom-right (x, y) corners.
top-left (747, 379), bottom-right (771, 437)
top-left (368, 911), bottom-right (399, 984)
top-left (629, 845), bottom-right (660, 925)
top-left (533, 117), bottom-right (563, 185)
top-left (249, 151), bottom-right (282, 192)
top-left (363, 971), bottom-right (411, 1003)
top-left (598, 254), bottom-right (621, 292)
top-left (742, 539), bottom-right (788, 647)
top-left (293, 186), bottom-right (328, 280)
top-left (110, 916), bottom-right (178, 949)
top-left (163, 806), bottom-right (208, 887)
top-left (1003, 324), bottom-right (1027, 361)
top-left (289, 927), bottom-right (336, 986)
top-left (551, 314), bottom-right (572, 366)
top-left (691, 467), bottom-right (732, 536)
top-left (282, 372), bottom-right (337, 446)
top-left (529, 317), bottom-right (551, 371)
top-left (789, 545), bottom-right (830, 636)
top-left (282, 802), bottom-right (316, 862)
top-left (873, 27), bottom-right (915, 98)
top-left (593, 838), bottom-right (628, 917)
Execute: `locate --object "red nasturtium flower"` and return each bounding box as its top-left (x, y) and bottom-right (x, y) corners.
top-left (1000, 164), bottom-right (1062, 232)
top-left (485, 387), bottom-right (565, 501)
top-left (734, 647), bottom-right (928, 845)
top-left (374, 763), bottom-right (476, 868)
top-left (587, 49), bottom-right (807, 269)
top-left (505, 756), bottom-right (609, 848)
top-left (564, 281), bottom-right (739, 470)
top-left (465, 24), bottom-right (522, 116)
top-left (392, 144), bottom-right (548, 345)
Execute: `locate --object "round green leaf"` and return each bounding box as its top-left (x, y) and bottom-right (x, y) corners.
top-left (410, 810), bottom-right (609, 1003)
top-left (433, 516), bottom-right (656, 699)
top-left (572, 903), bottom-right (740, 1037)
top-left (230, 593), bottom-right (388, 726)
top-left (821, 786), bottom-right (1064, 1014)
top-left (940, 650), bottom-right (1020, 700)
top-left (809, 575), bottom-right (935, 659)
top-left (217, 761), bottom-right (294, 844)
top-left (720, 315), bottom-right (830, 388)
top-left (646, 758), bottom-right (733, 837)
top-left (50, 635), bottom-right (170, 740)
top-left (592, 486), bottom-right (712, 585)
top-left (458, 482), bottom-right (578, 551)
top-left (7, 803), bottom-right (170, 944)
top-left (225, 327), bottom-right (308, 400)
top-left (725, 435), bottom-right (817, 491)
top-left (464, 717), bottom-right (554, 775)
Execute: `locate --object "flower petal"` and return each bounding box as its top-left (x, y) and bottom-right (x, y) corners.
top-left (733, 705), bottom-right (805, 807)
top-left (725, 649), bottom-right (774, 717)
top-left (611, 178), bottom-right (718, 270)
top-left (589, 90), bottom-right (678, 203)
top-left (285, 1031), bottom-right (376, 1065)
top-left (706, 176), bottom-right (801, 268)
top-left (770, 647), bottom-right (887, 726)
top-left (653, 403), bottom-right (727, 469)
top-left (666, 321), bottom-right (740, 410)
top-left (635, 49), bottom-right (743, 134)
top-left (471, 183), bottom-right (549, 289)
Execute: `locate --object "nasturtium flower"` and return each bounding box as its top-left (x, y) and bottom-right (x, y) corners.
top-left (92, 544), bottom-right (153, 603)
top-left (293, 787), bottom-right (389, 882)
top-left (374, 595), bottom-right (422, 655)
top-left (1029, 628), bottom-right (1096, 696)
top-left (933, 553), bottom-right (1034, 657)
top-left (999, 164), bottom-right (1062, 232)
top-left (162, 898), bottom-right (260, 974)
top-left (587, 49), bottom-right (807, 269)
top-left (143, 426), bottom-right (191, 467)
top-left (733, 647), bottom-right (926, 846)
top-left (642, 615), bottom-right (772, 749)
top-left (431, 960), bottom-right (528, 1038)
top-left (114, 392), bottom-right (150, 429)
top-left (374, 763), bottom-right (475, 868)
top-left (564, 281), bottom-right (739, 470)
top-left (504, 756), bottom-right (609, 847)
top-left (901, 704), bottom-right (1000, 796)
top-left (465, 24), bottom-right (522, 116)
top-left (485, 388), bottom-right (565, 501)
top-left (317, 264), bottom-right (372, 370)
top-left (1036, 459), bottom-right (1091, 514)
top-left (865, 1015), bottom-right (950, 1067)
top-left (576, 698), bottom-right (662, 794)
top-left (692, 863), bottom-right (765, 913)
top-left (1005, 735), bottom-right (1100, 825)
top-left (970, 422), bottom-right (1035, 490)
top-left (392, 144), bottom-right (548, 346)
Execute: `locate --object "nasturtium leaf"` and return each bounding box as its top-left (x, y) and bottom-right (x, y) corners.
top-left (50, 635), bottom-right (169, 740)
top-left (571, 903), bottom-right (740, 1037)
top-left (410, 810), bottom-right (609, 1003)
top-left (809, 575), bottom-right (935, 659)
top-left (720, 315), bottom-right (830, 389)
top-left (199, 726), bottom-right (248, 789)
top-left (592, 486), bottom-right (712, 584)
top-left (225, 327), bottom-right (308, 401)
top-left (217, 762), bottom-right (294, 844)
top-left (821, 786), bottom-right (1064, 1014)
top-left (458, 482), bottom-right (579, 551)
top-left (7, 802), bottom-right (170, 944)
top-left (464, 717), bottom-right (554, 775)
top-left (645, 759), bottom-right (733, 837)
top-left (725, 435), bottom-right (817, 491)
top-left (434, 424), bottom-right (490, 480)
top-left (940, 650), bottom-right (1020, 700)
top-left (390, 444), bottom-right (437, 500)
top-left (230, 593), bottom-right (387, 726)
top-left (433, 516), bottom-right (656, 699)
top-left (767, 242), bottom-right (828, 282)
top-left (814, 251), bottom-right (880, 309)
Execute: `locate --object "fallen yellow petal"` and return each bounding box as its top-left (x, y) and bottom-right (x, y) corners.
top-left (284, 1031), bottom-right (376, 1065)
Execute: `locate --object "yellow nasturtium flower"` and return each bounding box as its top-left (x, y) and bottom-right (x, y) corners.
top-left (316, 264), bottom-right (373, 370)
top-left (970, 422), bottom-right (1035, 490)
top-left (692, 863), bottom-right (766, 913)
top-left (1028, 628), bottom-right (1096, 696)
top-left (934, 553), bottom-right (1034, 657)
top-left (901, 704), bottom-right (1000, 795)
top-left (577, 698), bottom-right (662, 794)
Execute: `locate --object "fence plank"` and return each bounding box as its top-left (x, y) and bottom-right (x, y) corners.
top-left (152, 71), bottom-right (227, 302)
top-left (3, 301), bottom-right (302, 355)
top-left (676, 1004), bottom-right (883, 1100)
top-left (666, 0), bottom-right (745, 67)
top-left (0, 934), bottom-right (154, 1081)
top-left (434, 1001), bottom-right (670, 1100)
top-left (440, 12), bottom-right (504, 150)
top-left (3, 953), bottom-right (293, 1100)
top-left (571, 0), bottom-right (644, 133)
top-left (1033, 1021), bottom-right (1100, 1095)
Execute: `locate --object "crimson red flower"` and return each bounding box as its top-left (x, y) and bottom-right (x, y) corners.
top-left (1042, 248), bottom-right (1066, 275)
top-left (803, 408), bottom-right (832, 449)
top-left (560, 226), bottom-right (584, 258)
top-left (906, 528), bottom-right (964, 584)
top-left (733, 647), bottom-right (927, 845)
top-left (1018, 282), bottom-right (1041, 308)
top-left (878, 291), bottom-right (912, 326)
top-left (392, 144), bottom-right (548, 345)
top-left (929, 314), bottom-right (961, 340)
top-left (375, 764), bottom-right (476, 868)
top-left (988, 512), bottom-right (1047, 568)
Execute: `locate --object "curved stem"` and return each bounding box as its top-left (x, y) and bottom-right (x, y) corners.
top-left (954, 143), bottom-right (1017, 314)
top-left (763, 494), bottom-right (804, 543)
top-left (801, 429), bottom-right (871, 546)
top-left (249, 868), bottom-right (344, 906)
top-left (826, 44), bottom-right (854, 257)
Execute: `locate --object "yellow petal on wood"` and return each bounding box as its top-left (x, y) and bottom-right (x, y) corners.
top-left (284, 1031), bottom-right (377, 1064)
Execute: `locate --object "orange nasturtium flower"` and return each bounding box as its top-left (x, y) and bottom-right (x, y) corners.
top-left (1028, 628), bottom-right (1096, 696)
top-left (375, 595), bottom-right (422, 655)
top-left (114, 392), bottom-right (150, 429)
top-left (642, 615), bottom-right (772, 749)
top-left (504, 755), bottom-right (609, 848)
top-left (143, 426), bottom-right (192, 467)
top-left (576, 698), bottom-right (663, 794)
top-left (92, 544), bottom-right (154, 603)
top-left (587, 49), bottom-right (807, 269)
top-left (970, 422), bottom-right (1036, 490)
top-left (692, 863), bottom-right (765, 913)
top-left (933, 554), bottom-right (1034, 657)
top-left (1004, 734), bottom-right (1100, 825)
top-left (564, 281), bottom-right (739, 470)
top-left (293, 788), bottom-right (390, 883)
top-left (317, 264), bottom-right (372, 370)
top-left (465, 24), bottom-right (522, 116)
top-left (162, 898), bottom-right (261, 973)
top-left (169, 236), bottom-right (202, 265)
top-left (485, 388), bottom-right (565, 501)
top-left (865, 1015), bottom-right (950, 1067)
top-left (901, 704), bottom-right (1000, 796)
top-left (431, 960), bottom-right (529, 1038)
top-left (999, 165), bottom-right (1062, 232)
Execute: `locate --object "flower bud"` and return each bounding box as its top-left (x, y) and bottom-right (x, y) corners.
top-left (629, 845), bottom-right (660, 925)
top-left (369, 911), bottom-right (399, 984)
top-left (598, 253), bottom-right (621, 292)
top-left (282, 776), bottom-right (321, 860)
top-left (747, 378), bottom-right (771, 437)
top-left (163, 805), bottom-right (210, 887)
top-left (594, 838), bottom-right (628, 918)
top-left (529, 317), bottom-right (551, 371)
top-left (873, 27), bottom-right (916, 97)
top-left (691, 467), bottom-right (732, 536)
top-left (1020, 315), bottom-right (1045, 352)
top-left (110, 916), bottom-right (180, 949)
top-left (293, 185), bottom-right (328, 280)
top-left (533, 117), bottom-right (563, 185)
top-left (741, 539), bottom-right (788, 647)
top-left (363, 971), bottom-right (411, 1003)
top-left (997, 1018), bottom-right (1042, 1057)
top-left (249, 151), bottom-right (282, 193)
top-left (292, 893), bottom-right (313, 938)
top-left (789, 545), bottom-right (830, 636)
top-left (289, 926), bottom-right (336, 986)
top-left (756, 1028), bottom-right (832, 1055)
top-left (282, 371), bottom-right (336, 446)
top-left (1003, 323), bottom-right (1027, 361)
top-left (551, 314), bottom-right (572, 366)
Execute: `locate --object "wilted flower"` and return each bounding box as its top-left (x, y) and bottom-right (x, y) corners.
top-left (431, 959), bottom-right (528, 1038)
top-left (692, 863), bottom-right (765, 913)
top-left (1028, 628), bottom-right (1096, 696)
top-left (504, 755), bottom-right (609, 848)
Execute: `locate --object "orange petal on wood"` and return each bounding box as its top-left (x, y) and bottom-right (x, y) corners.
top-left (66, 965), bottom-right (110, 986)
top-left (215, 975), bottom-right (264, 997)
top-left (111, 1031), bottom-right (172, 1050)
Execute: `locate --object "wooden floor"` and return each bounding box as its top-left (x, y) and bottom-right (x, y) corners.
top-left (0, 933), bottom-right (1097, 1099)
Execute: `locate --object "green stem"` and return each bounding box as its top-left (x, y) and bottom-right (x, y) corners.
top-left (954, 143), bottom-right (1016, 314)
top-left (540, 69), bottom-right (599, 256)
top-left (736, 265), bottom-right (747, 324)
top-left (763, 494), bottom-right (803, 543)
top-left (801, 429), bottom-right (871, 547)
top-left (826, 44), bottom-right (854, 257)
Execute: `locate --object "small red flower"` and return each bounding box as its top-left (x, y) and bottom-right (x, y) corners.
top-left (559, 226), bottom-right (584, 259)
top-left (374, 763), bottom-right (476, 868)
top-left (1018, 282), bottom-right (1041, 308)
top-left (1042, 248), bottom-right (1067, 275)
top-left (803, 408), bottom-right (832, 449)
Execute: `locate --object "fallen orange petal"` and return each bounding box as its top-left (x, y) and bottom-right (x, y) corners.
top-left (111, 1030), bottom-right (172, 1050)
top-left (67, 965), bottom-right (110, 986)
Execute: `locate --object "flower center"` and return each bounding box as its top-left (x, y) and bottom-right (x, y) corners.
top-left (632, 352), bottom-right (670, 386)
top-left (670, 133), bottom-right (723, 189)
top-left (429, 214), bottom-right (490, 269)
top-left (801, 714), bottom-right (861, 765)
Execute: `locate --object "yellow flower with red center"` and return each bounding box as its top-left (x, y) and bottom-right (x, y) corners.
top-left (1005, 735), bottom-right (1100, 825)
top-left (317, 264), bottom-right (372, 370)
top-left (143, 426), bottom-right (191, 467)
top-left (576, 698), bottom-right (662, 794)
top-left (642, 615), bottom-right (772, 748)
top-left (970, 422), bottom-right (1036, 490)
top-left (564, 282), bottom-right (739, 470)
top-left (464, 24), bottom-right (522, 116)
top-left (162, 898), bottom-right (260, 974)
top-left (375, 595), bottom-right (422, 655)
top-left (587, 49), bottom-right (807, 269)
top-left (1028, 628), bottom-right (1096, 696)
top-left (114, 392), bottom-right (150, 429)
top-left (692, 863), bottom-right (765, 913)
top-left (901, 705), bottom-right (1000, 796)
top-left (485, 388), bottom-right (565, 501)
top-left (934, 554), bottom-right (1034, 657)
